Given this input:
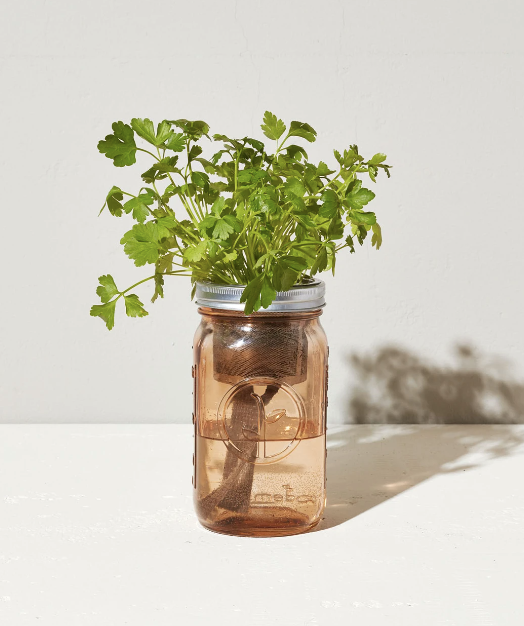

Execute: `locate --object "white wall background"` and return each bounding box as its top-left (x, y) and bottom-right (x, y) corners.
top-left (1, 0), bottom-right (523, 423)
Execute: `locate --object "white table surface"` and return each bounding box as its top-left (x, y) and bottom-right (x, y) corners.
top-left (1, 425), bottom-right (523, 626)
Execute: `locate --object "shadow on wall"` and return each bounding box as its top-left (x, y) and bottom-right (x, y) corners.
top-left (348, 344), bottom-right (524, 424)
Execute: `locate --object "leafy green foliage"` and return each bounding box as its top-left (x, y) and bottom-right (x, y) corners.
top-left (124, 294), bottom-right (148, 318)
top-left (92, 112), bottom-right (391, 328)
top-left (120, 221), bottom-right (168, 267)
top-left (98, 122), bottom-right (136, 167)
top-left (131, 118), bottom-right (173, 147)
top-left (183, 240), bottom-right (207, 262)
top-left (371, 223), bottom-right (383, 249)
top-left (90, 300), bottom-right (117, 330)
top-left (102, 186), bottom-right (124, 217)
top-left (239, 275), bottom-right (264, 315)
top-left (170, 119), bottom-right (210, 140)
top-left (346, 186), bottom-right (375, 210)
top-left (96, 275), bottom-right (119, 303)
top-left (261, 111), bottom-right (286, 140)
top-left (165, 133), bottom-right (186, 152)
top-left (288, 120), bottom-right (317, 143)
top-left (123, 190), bottom-right (155, 223)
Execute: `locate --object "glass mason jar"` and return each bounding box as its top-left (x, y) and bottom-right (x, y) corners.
top-left (192, 281), bottom-right (328, 537)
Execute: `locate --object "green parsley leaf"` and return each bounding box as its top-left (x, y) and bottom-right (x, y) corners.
top-left (198, 214), bottom-right (217, 235)
top-left (319, 189), bottom-right (339, 218)
top-left (311, 247), bottom-right (328, 275)
top-left (156, 156), bottom-right (179, 172)
top-left (223, 250), bottom-right (238, 263)
top-left (293, 213), bottom-right (316, 229)
top-left (123, 191), bottom-right (154, 223)
top-left (210, 149), bottom-right (229, 165)
top-left (130, 118), bottom-right (157, 144)
top-left (141, 157), bottom-right (180, 184)
top-left (130, 119), bottom-right (175, 147)
top-left (353, 224), bottom-right (368, 245)
top-left (188, 145), bottom-right (203, 161)
top-left (222, 215), bottom-right (242, 232)
top-left (250, 189), bottom-right (278, 215)
top-left (120, 221), bottom-right (170, 245)
top-left (195, 157), bottom-right (216, 174)
top-left (120, 221), bottom-right (168, 266)
top-left (156, 253), bottom-right (174, 274)
top-left (369, 153), bottom-right (387, 165)
top-left (90, 300), bottom-right (117, 330)
top-left (237, 168), bottom-right (268, 184)
top-left (212, 134), bottom-right (243, 151)
top-left (98, 122), bottom-right (136, 167)
top-left (103, 186), bottom-right (124, 217)
top-left (285, 178), bottom-right (306, 198)
top-left (348, 210), bottom-right (376, 226)
top-left (346, 179), bottom-right (362, 195)
top-left (260, 277), bottom-right (276, 309)
top-left (286, 193), bottom-right (306, 212)
top-left (165, 132), bottom-right (186, 152)
top-left (212, 218), bottom-right (235, 240)
top-left (286, 145), bottom-right (309, 161)
top-left (240, 276), bottom-right (264, 315)
top-left (328, 214), bottom-right (345, 239)
top-left (280, 255), bottom-right (308, 271)
top-left (170, 119), bottom-right (210, 140)
top-left (346, 187), bottom-right (376, 210)
top-left (155, 121), bottom-right (173, 145)
top-left (96, 274), bottom-right (119, 303)
top-left (211, 197), bottom-right (226, 216)
top-left (124, 294), bottom-right (149, 318)
top-left (317, 161), bottom-right (336, 176)
top-left (288, 120), bottom-right (317, 143)
top-left (191, 171), bottom-right (210, 188)
top-left (272, 263), bottom-right (297, 291)
top-left (183, 241), bottom-right (207, 263)
top-left (244, 137), bottom-right (265, 152)
top-left (371, 223), bottom-right (382, 249)
top-left (122, 240), bottom-right (159, 266)
top-left (151, 273), bottom-right (165, 303)
top-left (261, 111), bottom-right (286, 141)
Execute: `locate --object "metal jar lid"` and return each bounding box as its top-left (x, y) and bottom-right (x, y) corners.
top-left (195, 280), bottom-right (326, 312)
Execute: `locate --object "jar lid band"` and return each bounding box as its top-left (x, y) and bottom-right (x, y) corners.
top-left (195, 280), bottom-right (326, 312)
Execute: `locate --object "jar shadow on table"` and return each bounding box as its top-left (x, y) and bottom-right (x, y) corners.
top-left (314, 343), bottom-right (524, 532)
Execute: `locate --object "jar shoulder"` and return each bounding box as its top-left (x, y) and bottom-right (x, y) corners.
top-left (195, 316), bottom-right (327, 347)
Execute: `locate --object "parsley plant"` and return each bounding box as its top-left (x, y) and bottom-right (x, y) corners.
top-left (91, 112), bottom-right (391, 329)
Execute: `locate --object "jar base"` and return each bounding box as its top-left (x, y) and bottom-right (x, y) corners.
top-left (197, 510), bottom-right (321, 537)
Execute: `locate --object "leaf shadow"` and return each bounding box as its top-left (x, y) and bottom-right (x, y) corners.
top-left (313, 343), bottom-right (524, 532)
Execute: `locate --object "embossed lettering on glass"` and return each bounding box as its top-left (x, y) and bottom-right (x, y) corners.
top-left (192, 281), bottom-right (328, 537)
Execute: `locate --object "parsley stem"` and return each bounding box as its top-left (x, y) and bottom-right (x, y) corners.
top-left (137, 147), bottom-right (160, 161)
top-left (119, 271), bottom-right (194, 302)
top-left (119, 275), bottom-right (156, 297)
top-left (174, 219), bottom-right (200, 243)
top-left (317, 169), bottom-right (343, 195)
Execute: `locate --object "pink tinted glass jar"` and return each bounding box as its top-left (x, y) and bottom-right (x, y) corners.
top-left (192, 281), bottom-right (328, 537)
